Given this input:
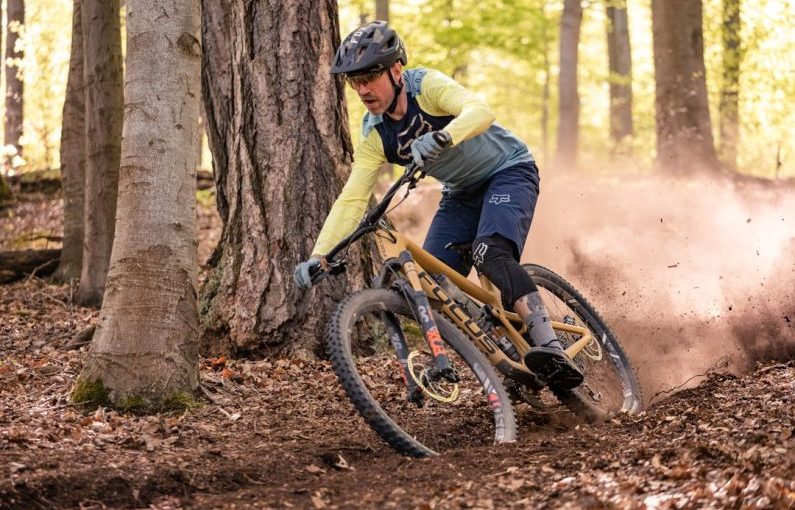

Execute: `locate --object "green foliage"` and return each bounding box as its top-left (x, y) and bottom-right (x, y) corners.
top-left (6, 0), bottom-right (793, 177)
top-left (338, 0), bottom-right (794, 177)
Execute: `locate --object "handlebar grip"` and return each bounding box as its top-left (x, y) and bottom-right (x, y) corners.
top-left (309, 263), bottom-right (326, 283)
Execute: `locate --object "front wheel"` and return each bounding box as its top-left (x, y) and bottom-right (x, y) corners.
top-left (524, 264), bottom-right (643, 418)
top-left (326, 289), bottom-right (517, 457)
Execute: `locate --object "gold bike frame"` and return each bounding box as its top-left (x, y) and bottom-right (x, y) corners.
top-left (375, 228), bottom-right (594, 374)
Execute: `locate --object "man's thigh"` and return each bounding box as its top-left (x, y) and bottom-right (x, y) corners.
top-left (476, 162), bottom-right (540, 257)
top-left (422, 193), bottom-right (481, 276)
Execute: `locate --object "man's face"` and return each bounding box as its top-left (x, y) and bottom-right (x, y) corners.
top-left (347, 64), bottom-right (401, 115)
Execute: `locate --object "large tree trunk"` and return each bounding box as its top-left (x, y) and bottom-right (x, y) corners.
top-left (719, 0), bottom-right (740, 172)
top-left (651, 0), bottom-right (720, 175)
top-left (77, 0), bottom-right (201, 406)
top-left (5, 0), bottom-right (25, 163)
top-left (75, 0), bottom-right (123, 306)
top-left (200, 0), bottom-right (376, 356)
top-left (54, 0), bottom-right (86, 284)
top-left (606, 0), bottom-right (633, 144)
top-left (555, 0), bottom-right (582, 171)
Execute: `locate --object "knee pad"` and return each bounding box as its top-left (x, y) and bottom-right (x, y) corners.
top-left (472, 234), bottom-right (537, 307)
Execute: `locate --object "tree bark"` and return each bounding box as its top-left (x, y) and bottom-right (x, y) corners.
top-left (54, 0), bottom-right (86, 284)
top-left (200, 0), bottom-right (377, 356)
top-left (78, 0), bottom-right (201, 405)
top-left (0, 175), bottom-right (11, 205)
top-left (555, 0), bottom-right (582, 171)
top-left (75, 0), bottom-right (123, 306)
top-left (375, 0), bottom-right (388, 21)
top-left (651, 0), bottom-right (720, 175)
top-left (606, 0), bottom-right (633, 143)
top-left (719, 0), bottom-right (740, 171)
top-left (5, 0), bottom-right (25, 163)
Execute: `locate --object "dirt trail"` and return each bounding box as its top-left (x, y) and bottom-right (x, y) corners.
top-left (1, 176), bottom-right (793, 508)
top-left (0, 278), bottom-right (793, 509)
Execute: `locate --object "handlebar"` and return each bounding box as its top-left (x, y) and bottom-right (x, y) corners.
top-left (320, 131), bottom-right (452, 274)
top-left (323, 162), bottom-right (422, 265)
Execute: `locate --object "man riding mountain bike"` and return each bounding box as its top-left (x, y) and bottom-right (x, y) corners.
top-left (294, 21), bottom-right (583, 390)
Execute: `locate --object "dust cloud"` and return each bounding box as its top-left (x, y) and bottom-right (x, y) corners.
top-left (384, 173), bottom-right (795, 403)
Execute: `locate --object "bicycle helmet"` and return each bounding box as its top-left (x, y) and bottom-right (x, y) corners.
top-left (331, 21), bottom-right (407, 76)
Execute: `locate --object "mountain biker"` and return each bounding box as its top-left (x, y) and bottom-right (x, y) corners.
top-left (293, 21), bottom-right (583, 390)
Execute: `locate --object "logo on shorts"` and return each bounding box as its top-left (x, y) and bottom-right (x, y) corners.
top-left (473, 242), bottom-right (488, 266)
top-left (489, 194), bottom-right (511, 205)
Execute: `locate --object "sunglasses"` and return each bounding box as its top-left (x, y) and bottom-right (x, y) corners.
top-left (346, 69), bottom-right (386, 88)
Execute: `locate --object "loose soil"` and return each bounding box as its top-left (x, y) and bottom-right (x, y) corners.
top-left (1, 187), bottom-right (793, 509)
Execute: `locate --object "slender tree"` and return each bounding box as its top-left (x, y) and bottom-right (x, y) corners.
top-left (54, 0), bottom-right (86, 283)
top-left (606, 0), bottom-right (633, 144)
top-left (376, 0), bottom-right (388, 21)
top-left (555, 0), bottom-right (582, 170)
top-left (5, 0), bottom-right (25, 163)
top-left (200, 0), bottom-right (377, 355)
top-left (719, 0), bottom-right (741, 171)
top-left (651, 0), bottom-right (720, 174)
top-left (76, 0), bottom-right (202, 407)
top-left (75, 0), bottom-right (123, 306)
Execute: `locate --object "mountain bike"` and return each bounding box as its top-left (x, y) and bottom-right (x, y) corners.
top-left (314, 164), bottom-right (643, 457)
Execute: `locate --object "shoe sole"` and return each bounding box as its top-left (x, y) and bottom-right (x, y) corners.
top-left (523, 348), bottom-right (584, 390)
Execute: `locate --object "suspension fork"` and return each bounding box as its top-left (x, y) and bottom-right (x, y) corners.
top-left (379, 310), bottom-right (424, 405)
top-left (394, 251), bottom-right (457, 382)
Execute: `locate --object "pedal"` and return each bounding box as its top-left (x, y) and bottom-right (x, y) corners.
top-left (524, 347), bottom-right (584, 390)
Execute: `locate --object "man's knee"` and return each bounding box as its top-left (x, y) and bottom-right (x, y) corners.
top-left (472, 234), bottom-right (516, 269)
top-left (472, 234), bottom-right (535, 306)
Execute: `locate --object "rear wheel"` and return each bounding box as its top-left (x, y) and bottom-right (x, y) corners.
top-left (326, 288), bottom-right (517, 457)
top-left (524, 264), bottom-right (643, 418)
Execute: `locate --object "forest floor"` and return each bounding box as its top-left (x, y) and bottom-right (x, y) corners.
top-left (1, 187), bottom-right (794, 509)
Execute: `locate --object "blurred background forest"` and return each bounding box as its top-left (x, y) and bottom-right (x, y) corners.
top-left (0, 0), bottom-right (792, 182)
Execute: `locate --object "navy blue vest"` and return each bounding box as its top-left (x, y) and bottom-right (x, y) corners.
top-left (375, 90), bottom-right (454, 165)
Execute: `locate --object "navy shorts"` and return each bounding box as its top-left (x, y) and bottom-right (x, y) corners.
top-left (423, 161), bottom-right (540, 276)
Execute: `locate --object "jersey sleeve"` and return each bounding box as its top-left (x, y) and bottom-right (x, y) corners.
top-left (312, 129), bottom-right (386, 256)
top-left (416, 69), bottom-right (496, 146)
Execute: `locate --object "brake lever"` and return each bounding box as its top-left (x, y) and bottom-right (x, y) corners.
top-left (328, 260), bottom-right (348, 276)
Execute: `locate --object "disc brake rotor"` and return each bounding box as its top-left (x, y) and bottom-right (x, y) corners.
top-left (406, 350), bottom-right (460, 403)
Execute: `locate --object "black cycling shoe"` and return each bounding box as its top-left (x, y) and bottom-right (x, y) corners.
top-left (523, 347), bottom-right (584, 390)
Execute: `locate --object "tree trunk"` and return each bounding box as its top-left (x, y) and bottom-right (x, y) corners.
top-left (75, 0), bottom-right (123, 306)
top-left (606, 0), bottom-right (633, 143)
top-left (555, 0), bottom-right (582, 171)
top-left (200, 0), bottom-right (376, 356)
top-left (0, 174), bottom-right (11, 205)
top-left (5, 0), bottom-right (25, 164)
top-left (540, 0), bottom-right (551, 166)
top-left (719, 0), bottom-right (740, 171)
top-left (77, 0), bottom-right (201, 406)
top-left (54, 0), bottom-right (86, 284)
top-left (375, 0), bottom-right (388, 21)
top-left (651, 0), bottom-right (720, 175)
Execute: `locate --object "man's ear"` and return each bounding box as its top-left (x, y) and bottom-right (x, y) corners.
top-left (391, 62), bottom-right (403, 83)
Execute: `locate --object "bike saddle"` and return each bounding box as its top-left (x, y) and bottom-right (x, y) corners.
top-left (444, 242), bottom-right (474, 268)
